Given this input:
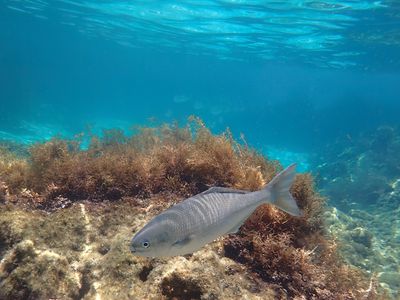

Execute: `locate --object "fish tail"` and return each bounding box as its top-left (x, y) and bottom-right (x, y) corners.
top-left (264, 163), bottom-right (302, 216)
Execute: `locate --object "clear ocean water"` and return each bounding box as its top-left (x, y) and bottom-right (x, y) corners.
top-left (1, 1), bottom-right (400, 298)
top-left (2, 1), bottom-right (400, 153)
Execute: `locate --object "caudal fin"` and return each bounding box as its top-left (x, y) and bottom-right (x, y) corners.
top-left (266, 164), bottom-right (301, 216)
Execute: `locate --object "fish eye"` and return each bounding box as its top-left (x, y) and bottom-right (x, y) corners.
top-left (142, 240), bottom-right (150, 248)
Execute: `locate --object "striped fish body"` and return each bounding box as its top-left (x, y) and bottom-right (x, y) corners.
top-left (130, 164), bottom-right (301, 257)
top-left (155, 189), bottom-right (264, 256)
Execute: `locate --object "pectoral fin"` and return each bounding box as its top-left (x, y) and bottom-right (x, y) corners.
top-left (228, 224), bottom-right (242, 234)
top-left (172, 235), bottom-right (192, 248)
top-left (228, 219), bottom-right (247, 234)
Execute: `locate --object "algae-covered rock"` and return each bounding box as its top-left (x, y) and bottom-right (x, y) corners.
top-left (0, 240), bottom-right (80, 300)
top-left (325, 206), bottom-right (400, 298)
top-left (0, 202), bottom-right (278, 300)
top-left (350, 227), bottom-right (373, 248)
top-left (0, 121), bottom-right (380, 299)
top-left (0, 198), bottom-right (377, 300)
top-left (378, 272), bottom-right (400, 292)
top-left (0, 205), bottom-right (38, 257)
top-left (311, 126), bottom-right (400, 298)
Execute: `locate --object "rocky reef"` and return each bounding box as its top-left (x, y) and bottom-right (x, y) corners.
top-left (312, 126), bottom-right (400, 298)
top-left (324, 206), bottom-right (399, 297)
top-left (312, 126), bottom-right (400, 211)
top-left (0, 119), bottom-right (379, 299)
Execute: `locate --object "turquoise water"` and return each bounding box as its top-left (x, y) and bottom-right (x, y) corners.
top-left (2, 0), bottom-right (400, 178)
top-left (1, 1), bottom-right (400, 297)
top-left (3, 1), bottom-right (399, 67)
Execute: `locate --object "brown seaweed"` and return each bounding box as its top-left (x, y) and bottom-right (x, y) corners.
top-left (0, 118), bottom-right (380, 299)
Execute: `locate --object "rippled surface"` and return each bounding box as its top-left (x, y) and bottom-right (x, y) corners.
top-left (4, 0), bottom-right (400, 68)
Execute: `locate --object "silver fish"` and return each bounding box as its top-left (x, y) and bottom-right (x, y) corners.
top-left (130, 164), bottom-right (301, 257)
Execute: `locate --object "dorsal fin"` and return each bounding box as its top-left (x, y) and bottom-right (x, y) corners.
top-left (200, 187), bottom-right (249, 195)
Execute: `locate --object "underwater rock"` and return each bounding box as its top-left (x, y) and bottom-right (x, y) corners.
top-left (378, 272), bottom-right (400, 292)
top-left (0, 205), bottom-right (35, 257)
top-left (0, 182), bottom-right (7, 203)
top-left (0, 121), bottom-right (381, 299)
top-left (161, 272), bottom-right (204, 300)
top-left (0, 199), bottom-right (375, 300)
top-left (324, 206), bottom-right (400, 298)
top-left (350, 227), bottom-right (373, 248)
top-left (0, 202), bottom-right (281, 300)
top-left (311, 126), bottom-right (400, 298)
top-left (0, 240), bottom-right (80, 300)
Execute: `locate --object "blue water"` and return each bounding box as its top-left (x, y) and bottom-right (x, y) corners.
top-left (1, 1), bottom-right (400, 165)
top-left (1, 2), bottom-right (400, 296)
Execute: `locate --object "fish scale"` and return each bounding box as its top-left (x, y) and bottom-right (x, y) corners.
top-left (130, 164), bottom-right (301, 257)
